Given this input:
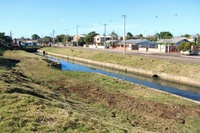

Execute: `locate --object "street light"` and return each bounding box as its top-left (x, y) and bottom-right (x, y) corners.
top-left (122, 15), bottom-right (126, 55)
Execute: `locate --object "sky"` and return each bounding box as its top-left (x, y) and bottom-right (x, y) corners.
top-left (0, 0), bottom-right (200, 38)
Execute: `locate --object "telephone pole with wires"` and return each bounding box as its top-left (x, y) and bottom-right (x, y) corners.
top-left (122, 15), bottom-right (126, 55)
top-left (103, 24), bottom-right (107, 48)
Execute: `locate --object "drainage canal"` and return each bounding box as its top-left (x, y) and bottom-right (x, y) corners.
top-left (49, 56), bottom-right (200, 102)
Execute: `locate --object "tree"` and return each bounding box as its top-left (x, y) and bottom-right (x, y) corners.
top-left (183, 34), bottom-right (190, 38)
top-left (139, 34), bottom-right (143, 38)
top-left (42, 36), bottom-right (52, 44)
top-left (78, 37), bottom-right (86, 46)
top-left (0, 32), bottom-right (12, 46)
top-left (32, 34), bottom-right (40, 40)
top-left (158, 31), bottom-right (173, 39)
top-left (178, 42), bottom-right (192, 51)
top-left (126, 32), bottom-right (133, 39)
top-left (110, 31), bottom-right (118, 40)
top-left (85, 31), bottom-right (99, 44)
top-left (20, 37), bottom-right (30, 40)
top-left (0, 32), bottom-right (12, 55)
top-left (66, 35), bottom-right (73, 43)
top-left (146, 36), bottom-right (157, 42)
top-left (55, 34), bottom-right (65, 43)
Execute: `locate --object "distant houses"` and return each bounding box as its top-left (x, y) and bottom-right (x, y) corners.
top-left (68, 33), bottom-right (197, 53)
top-left (156, 38), bottom-right (190, 52)
top-left (108, 39), bottom-right (157, 51)
top-left (12, 39), bottom-right (39, 48)
top-left (89, 35), bottom-right (193, 53)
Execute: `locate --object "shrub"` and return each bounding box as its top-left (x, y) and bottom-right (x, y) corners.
top-left (178, 42), bottom-right (192, 51)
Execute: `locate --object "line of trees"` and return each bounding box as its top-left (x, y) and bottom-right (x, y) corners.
top-left (125, 31), bottom-right (174, 41)
top-left (22, 31), bottom-right (199, 47)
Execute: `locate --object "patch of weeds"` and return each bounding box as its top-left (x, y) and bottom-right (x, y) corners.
top-left (48, 84), bottom-right (58, 90)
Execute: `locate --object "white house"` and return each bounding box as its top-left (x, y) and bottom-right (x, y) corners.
top-left (21, 40), bottom-right (38, 47)
top-left (156, 37), bottom-right (189, 52)
top-left (94, 35), bottom-right (111, 45)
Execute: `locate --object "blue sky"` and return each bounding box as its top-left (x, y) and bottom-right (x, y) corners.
top-left (1, 0), bottom-right (200, 38)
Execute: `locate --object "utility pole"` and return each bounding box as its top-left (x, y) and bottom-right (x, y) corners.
top-left (10, 31), bottom-right (12, 39)
top-left (53, 29), bottom-right (55, 45)
top-left (122, 15), bottom-right (126, 55)
top-left (76, 25), bottom-right (79, 47)
top-left (65, 29), bottom-right (68, 45)
top-left (103, 24), bottom-right (107, 48)
top-left (41, 34), bottom-right (43, 45)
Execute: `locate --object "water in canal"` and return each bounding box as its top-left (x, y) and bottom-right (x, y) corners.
top-left (49, 57), bottom-right (200, 102)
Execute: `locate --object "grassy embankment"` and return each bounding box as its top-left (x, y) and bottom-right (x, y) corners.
top-left (0, 50), bottom-right (200, 132)
top-left (42, 47), bottom-right (200, 79)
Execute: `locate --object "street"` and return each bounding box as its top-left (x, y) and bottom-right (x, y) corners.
top-left (72, 46), bottom-right (200, 64)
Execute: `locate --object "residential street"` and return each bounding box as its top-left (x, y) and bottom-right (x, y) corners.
top-left (70, 46), bottom-right (200, 64)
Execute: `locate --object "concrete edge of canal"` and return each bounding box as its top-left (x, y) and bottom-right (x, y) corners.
top-left (38, 50), bottom-right (200, 87)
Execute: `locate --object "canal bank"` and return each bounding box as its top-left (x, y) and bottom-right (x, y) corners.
top-left (38, 50), bottom-right (200, 87)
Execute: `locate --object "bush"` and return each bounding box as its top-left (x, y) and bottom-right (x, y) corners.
top-left (178, 42), bottom-right (192, 51)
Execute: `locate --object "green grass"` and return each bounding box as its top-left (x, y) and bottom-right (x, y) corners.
top-left (0, 50), bottom-right (200, 132)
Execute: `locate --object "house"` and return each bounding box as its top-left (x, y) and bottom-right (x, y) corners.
top-left (156, 37), bottom-right (189, 52)
top-left (94, 35), bottom-right (111, 45)
top-left (20, 40), bottom-right (38, 47)
top-left (71, 35), bottom-right (80, 46)
top-left (112, 39), bottom-right (157, 51)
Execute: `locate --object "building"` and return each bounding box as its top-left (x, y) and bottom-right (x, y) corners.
top-left (94, 35), bottom-right (111, 45)
top-left (112, 39), bottom-right (157, 51)
top-left (156, 37), bottom-right (189, 52)
top-left (21, 40), bottom-right (38, 47)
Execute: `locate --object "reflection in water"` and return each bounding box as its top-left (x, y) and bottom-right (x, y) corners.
top-left (49, 56), bottom-right (200, 102)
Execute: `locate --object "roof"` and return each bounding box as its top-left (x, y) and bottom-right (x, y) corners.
top-left (105, 40), bottom-right (120, 43)
top-left (21, 40), bottom-right (38, 43)
top-left (123, 39), bottom-right (155, 44)
top-left (156, 37), bottom-right (189, 44)
top-left (117, 39), bottom-right (156, 45)
top-left (127, 39), bottom-right (154, 44)
top-left (94, 35), bottom-right (111, 38)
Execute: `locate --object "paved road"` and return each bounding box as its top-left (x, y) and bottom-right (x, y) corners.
top-left (62, 46), bottom-right (200, 64)
top-left (79, 47), bottom-right (200, 64)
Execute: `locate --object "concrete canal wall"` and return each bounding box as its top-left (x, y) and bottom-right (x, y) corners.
top-left (38, 50), bottom-right (200, 87)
